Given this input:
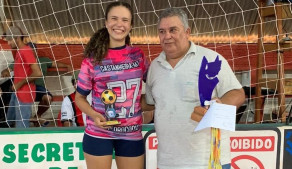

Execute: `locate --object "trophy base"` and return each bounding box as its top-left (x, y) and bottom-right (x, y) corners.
top-left (105, 120), bottom-right (121, 126)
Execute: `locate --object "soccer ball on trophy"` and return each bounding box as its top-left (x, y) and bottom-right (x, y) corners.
top-left (101, 89), bottom-right (117, 105)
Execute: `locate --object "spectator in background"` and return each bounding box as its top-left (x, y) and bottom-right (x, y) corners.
top-left (5, 26), bottom-right (42, 128)
top-left (58, 70), bottom-right (91, 127)
top-left (0, 50), bottom-right (14, 127)
top-left (33, 56), bottom-right (72, 126)
top-left (5, 42), bottom-right (73, 126)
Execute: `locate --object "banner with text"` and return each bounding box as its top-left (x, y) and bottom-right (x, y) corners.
top-left (230, 130), bottom-right (280, 169)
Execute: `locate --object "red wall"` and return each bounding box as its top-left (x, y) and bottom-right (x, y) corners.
top-left (34, 43), bottom-right (292, 71)
top-left (35, 43), bottom-right (292, 85)
top-left (1, 40), bottom-right (292, 85)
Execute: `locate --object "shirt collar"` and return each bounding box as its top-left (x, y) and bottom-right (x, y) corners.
top-left (109, 45), bottom-right (126, 50)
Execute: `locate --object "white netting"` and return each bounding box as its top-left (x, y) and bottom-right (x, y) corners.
top-left (0, 0), bottom-right (291, 128)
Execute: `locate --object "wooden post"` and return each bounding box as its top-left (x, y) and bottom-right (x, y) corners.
top-left (255, 0), bottom-right (265, 123)
top-left (275, 3), bottom-right (286, 119)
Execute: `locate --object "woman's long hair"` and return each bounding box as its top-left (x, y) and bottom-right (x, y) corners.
top-left (84, 1), bottom-right (133, 64)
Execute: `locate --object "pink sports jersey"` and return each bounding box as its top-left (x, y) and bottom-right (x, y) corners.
top-left (77, 45), bottom-right (149, 140)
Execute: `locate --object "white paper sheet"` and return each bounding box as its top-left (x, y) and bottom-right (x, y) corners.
top-left (194, 102), bottom-right (236, 132)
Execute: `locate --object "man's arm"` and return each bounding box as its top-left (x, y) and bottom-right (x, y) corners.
top-left (220, 88), bottom-right (245, 108)
top-left (52, 61), bottom-right (73, 74)
top-left (141, 94), bottom-right (155, 111)
top-left (143, 110), bottom-right (154, 124)
top-left (13, 63), bottom-right (42, 91)
top-left (140, 94), bottom-right (155, 124)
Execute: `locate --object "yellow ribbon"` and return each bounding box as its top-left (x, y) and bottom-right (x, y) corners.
top-left (208, 127), bottom-right (222, 169)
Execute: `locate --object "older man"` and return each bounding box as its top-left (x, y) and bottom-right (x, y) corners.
top-left (146, 8), bottom-right (245, 169)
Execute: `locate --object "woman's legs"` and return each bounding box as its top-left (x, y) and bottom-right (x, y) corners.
top-left (84, 153), bottom-right (112, 169)
top-left (114, 139), bottom-right (145, 169)
top-left (83, 134), bottom-right (145, 169)
top-left (83, 134), bottom-right (114, 169)
top-left (116, 154), bottom-right (144, 169)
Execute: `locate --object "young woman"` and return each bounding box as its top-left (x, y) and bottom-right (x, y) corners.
top-left (75, 2), bottom-right (149, 169)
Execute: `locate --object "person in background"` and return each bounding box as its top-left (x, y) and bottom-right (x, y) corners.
top-left (5, 26), bottom-right (42, 128)
top-left (145, 8), bottom-right (245, 169)
top-left (0, 50), bottom-right (14, 127)
top-left (4, 42), bottom-right (73, 127)
top-left (75, 2), bottom-right (149, 169)
top-left (58, 70), bottom-right (91, 127)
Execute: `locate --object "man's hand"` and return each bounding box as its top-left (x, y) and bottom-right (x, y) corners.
top-left (12, 81), bottom-right (23, 91)
top-left (67, 65), bottom-right (73, 75)
top-left (1, 68), bottom-right (11, 77)
top-left (191, 98), bottom-right (222, 122)
top-left (191, 106), bottom-right (207, 122)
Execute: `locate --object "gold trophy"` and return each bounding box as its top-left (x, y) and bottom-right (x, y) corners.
top-left (101, 89), bottom-right (121, 126)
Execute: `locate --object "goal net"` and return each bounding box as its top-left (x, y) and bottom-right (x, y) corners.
top-left (0, 0), bottom-right (291, 128)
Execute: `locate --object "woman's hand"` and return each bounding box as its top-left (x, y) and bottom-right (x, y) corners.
top-left (92, 113), bottom-right (109, 129)
top-left (75, 91), bottom-right (111, 129)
